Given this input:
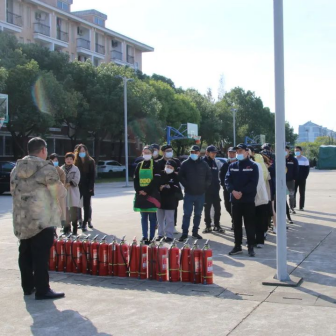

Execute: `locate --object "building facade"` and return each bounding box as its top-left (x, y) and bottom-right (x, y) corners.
top-left (297, 121), bottom-right (336, 143)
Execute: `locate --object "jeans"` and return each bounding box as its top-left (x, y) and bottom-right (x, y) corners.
top-left (204, 192), bottom-right (221, 227)
top-left (286, 180), bottom-right (295, 209)
top-left (157, 209), bottom-right (175, 239)
top-left (295, 179), bottom-right (307, 209)
top-left (140, 212), bottom-right (157, 240)
top-left (182, 193), bottom-right (205, 235)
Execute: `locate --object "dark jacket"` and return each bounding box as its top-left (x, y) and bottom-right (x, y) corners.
top-left (77, 159), bottom-right (95, 197)
top-left (178, 157), bottom-right (211, 195)
top-left (286, 155), bottom-right (299, 181)
top-left (157, 157), bottom-right (181, 172)
top-left (159, 171), bottom-right (181, 210)
top-left (225, 158), bottom-right (259, 203)
top-left (296, 156), bottom-right (310, 181)
top-left (203, 156), bottom-right (220, 194)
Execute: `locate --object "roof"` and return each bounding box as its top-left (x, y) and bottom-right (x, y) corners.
top-left (72, 9), bottom-right (108, 21)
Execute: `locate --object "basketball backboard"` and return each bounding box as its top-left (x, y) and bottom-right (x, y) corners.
top-left (187, 123), bottom-right (198, 139)
top-left (0, 94), bottom-right (8, 123)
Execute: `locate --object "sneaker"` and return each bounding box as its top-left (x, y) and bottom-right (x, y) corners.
top-left (88, 221), bottom-right (93, 229)
top-left (291, 208), bottom-right (296, 214)
top-left (248, 247), bottom-right (255, 257)
top-left (229, 246), bottom-right (243, 255)
top-left (202, 227), bottom-right (212, 234)
top-left (192, 232), bottom-right (203, 240)
top-left (173, 227), bottom-right (179, 234)
top-left (264, 232), bottom-right (268, 239)
top-left (288, 220), bottom-right (293, 224)
top-left (213, 226), bottom-right (224, 233)
top-left (156, 236), bottom-right (164, 242)
top-left (164, 237), bottom-right (173, 243)
top-left (272, 228), bottom-right (277, 234)
top-left (256, 244), bottom-right (263, 248)
top-left (299, 208), bottom-right (304, 211)
top-left (178, 234), bottom-right (188, 242)
top-left (143, 238), bottom-right (150, 245)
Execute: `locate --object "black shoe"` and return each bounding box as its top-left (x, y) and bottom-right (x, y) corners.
top-left (229, 246), bottom-right (242, 255)
top-left (288, 220), bottom-right (293, 224)
top-left (192, 232), bottom-right (203, 239)
top-left (231, 225), bottom-right (235, 231)
top-left (202, 227), bottom-right (212, 234)
top-left (82, 225), bottom-right (87, 232)
top-left (213, 226), bottom-right (224, 233)
top-left (248, 247), bottom-right (255, 257)
top-left (291, 208), bottom-right (296, 214)
top-left (88, 221), bottom-right (93, 229)
top-left (24, 288), bottom-right (36, 296)
top-left (156, 236), bottom-right (164, 241)
top-left (299, 208), bottom-right (304, 211)
top-left (35, 289), bottom-right (65, 300)
top-left (63, 226), bottom-right (71, 235)
top-left (178, 234), bottom-right (188, 242)
top-left (164, 237), bottom-right (173, 243)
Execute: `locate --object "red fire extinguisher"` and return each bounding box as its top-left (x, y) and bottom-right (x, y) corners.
top-left (129, 237), bottom-right (138, 278)
top-left (65, 234), bottom-right (73, 273)
top-left (90, 235), bottom-right (100, 276)
top-left (49, 237), bottom-right (57, 271)
top-left (137, 238), bottom-right (148, 280)
top-left (190, 240), bottom-right (203, 284)
top-left (180, 239), bottom-right (191, 282)
top-left (117, 236), bottom-right (129, 277)
top-left (201, 240), bottom-right (213, 285)
top-left (147, 238), bottom-right (157, 280)
top-left (82, 235), bottom-right (91, 275)
top-left (169, 239), bottom-right (180, 282)
top-left (55, 235), bottom-right (66, 272)
top-left (99, 235), bottom-right (108, 276)
top-left (72, 236), bottom-right (83, 273)
top-left (156, 238), bottom-right (168, 282)
top-left (108, 236), bottom-right (118, 276)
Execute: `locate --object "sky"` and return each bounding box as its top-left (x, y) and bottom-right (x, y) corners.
top-left (72, 0), bottom-right (336, 134)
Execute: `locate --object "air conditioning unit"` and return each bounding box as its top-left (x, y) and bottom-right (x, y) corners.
top-left (77, 27), bottom-right (84, 36)
top-left (35, 12), bottom-right (42, 20)
top-left (112, 40), bottom-right (119, 48)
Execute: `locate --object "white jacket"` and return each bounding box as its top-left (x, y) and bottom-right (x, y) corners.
top-left (254, 162), bottom-right (269, 207)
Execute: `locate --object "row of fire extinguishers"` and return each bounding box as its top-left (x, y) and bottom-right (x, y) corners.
top-left (49, 234), bottom-right (213, 285)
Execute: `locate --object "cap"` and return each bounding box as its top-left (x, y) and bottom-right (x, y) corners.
top-left (143, 145), bottom-right (154, 153)
top-left (151, 144), bottom-right (160, 150)
top-left (234, 143), bottom-right (248, 151)
top-left (247, 146), bottom-right (255, 152)
top-left (206, 145), bottom-right (218, 153)
top-left (161, 144), bottom-right (173, 152)
top-left (228, 147), bottom-right (236, 152)
top-left (166, 160), bottom-right (177, 168)
top-left (262, 143), bottom-right (272, 149)
top-left (190, 145), bottom-right (200, 152)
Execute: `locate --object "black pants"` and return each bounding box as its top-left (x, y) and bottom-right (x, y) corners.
top-left (18, 227), bottom-right (54, 296)
top-left (295, 179), bottom-right (306, 209)
top-left (223, 190), bottom-right (232, 221)
top-left (255, 204), bottom-right (269, 244)
top-left (204, 192), bottom-right (221, 227)
top-left (82, 195), bottom-right (92, 223)
top-left (232, 202), bottom-right (256, 247)
top-left (66, 207), bottom-right (78, 234)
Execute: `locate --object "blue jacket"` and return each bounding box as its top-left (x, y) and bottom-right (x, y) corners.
top-left (225, 158), bottom-right (259, 203)
top-left (286, 155), bottom-right (299, 181)
top-left (203, 156), bottom-right (220, 194)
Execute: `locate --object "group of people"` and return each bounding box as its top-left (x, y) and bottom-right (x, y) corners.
top-left (133, 142), bottom-right (310, 258)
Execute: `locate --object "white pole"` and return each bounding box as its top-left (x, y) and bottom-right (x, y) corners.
top-left (124, 78), bottom-right (129, 187)
top-left (274, 0), bottom-right (290, 281)
top-left (233, 109), bottom-right (236, 146)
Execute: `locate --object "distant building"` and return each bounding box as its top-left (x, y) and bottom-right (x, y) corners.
top-left (297, 121), bottom-right (336, 143)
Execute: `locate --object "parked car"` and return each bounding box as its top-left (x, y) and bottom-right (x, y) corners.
top-left (215, 157), bottom-right (227, 164)
top-left (0, 161), bottom-right (15, 194)
top-left (97, 160), bottom-right (126, 175)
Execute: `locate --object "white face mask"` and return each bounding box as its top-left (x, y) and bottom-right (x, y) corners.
top-left (165, 151), bottom-right (173, 159)
top-left (153, 150), bottom-right (159, 157)
top-left (143, 154), bottom-right (152, 161)
top-left (165, 167), bottom-right (174, 174)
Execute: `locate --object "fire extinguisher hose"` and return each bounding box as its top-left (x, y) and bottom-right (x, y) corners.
top-left (128, 244), bottom-right (136, 276)
top-left (119, 242), bottom-right (128, 272)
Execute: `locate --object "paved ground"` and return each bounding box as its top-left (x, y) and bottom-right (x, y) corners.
top-left (0, 169), bottom-right (335, 336)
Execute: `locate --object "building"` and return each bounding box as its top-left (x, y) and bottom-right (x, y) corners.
top-left (297, 121), bottom-right (336, 143)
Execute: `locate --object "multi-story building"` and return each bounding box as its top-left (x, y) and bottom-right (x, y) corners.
top-left (297, 121), bottom-right (336, 143)
top-left (0, 0), bottom-right (153, 69)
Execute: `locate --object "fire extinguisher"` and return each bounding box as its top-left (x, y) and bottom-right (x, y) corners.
top-left (190, 240), bottom-right (203, 284)
top-left (129, 237), bottom-right (138, 278)
top-left (137, 238), bottom-right (148, 280)
top-left (156, 238), bottom-right (168, 282)
top-left (169, 239), bottom-right (180, 282)
top-left (180, 238), bottom-right (191, 282)
top-left (55, 235), bottom-right (66, 272)
top-left (82, 234), bottom-right (91, 275)
top-left (108, 236), bottom-right (118, 276)
top-left (90, 235), bottom-right (100, 276)
top-left (147, 237), bottom-right (157, 280)
top-left (99, 235), bottom-right (108, 276)
top-left (201, 240), bottom-right (213, 285)
top-left (72, 236), bottom-right (83, 273)
top-left (65, 234), bottom-right (73, 273)
top-left (49, 236), bottom-right (57, 271)
top-left (117, 236), bottom-right (129, 277)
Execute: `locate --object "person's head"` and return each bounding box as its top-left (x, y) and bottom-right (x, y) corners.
top-left (235, 143), bottom-right (248, 161)
top-left (295, 146), bottom-right (303, 157)
top-left (161, 144), bottom-right (173, 159)
top-left (76, 144), bottom-right (89, 159)
top-left (165, 159), bottom-right (177, 174)
top-left (143, 145), bottom-right (154, 161)
top-left (49, 153), bottom-right (59, 167)
top-left (227, 147), bottom-right (237, 161)
top-left (285, 145), bottom-right (290, 157)
top-left (206, 145), bottom-right (218, 160)
top-left (65, 152), bottom-right (75, 165)
top-left (27, 137), bottom-right (48, 160)
top-left (247, 146), bottom-right (255, 159)
top-left (261, 153), bottom-right (272, 167)
top-left (189, 145), bottom-right (200, 161)
top-left (151, 144), bottom-right (160, 158)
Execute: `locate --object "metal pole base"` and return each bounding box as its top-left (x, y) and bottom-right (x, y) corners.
top-left (262, 274), bottom-right (303, 287)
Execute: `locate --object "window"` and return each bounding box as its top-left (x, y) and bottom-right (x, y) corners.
top-left (94, 17), bottom-right (104, 26)
top-left (57, 1), bottom-right (69, 11)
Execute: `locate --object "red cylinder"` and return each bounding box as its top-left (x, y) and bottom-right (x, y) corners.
top-left (180, 245), bottom-right (191, 282)
top-left (99, 236), bottom-right (108, 276)
top-left (65, 237), bottom-right (73, 273)
top-left (56, 237), bottom-right (66, 272)
top-left (156, 244), bottom-right (168, 282)
top-left (82, 237), bottom-right (91, 275)
top-left (108, 239), bottom-right (118, 276)
top-left (169, 244), bottom-right (180, 282)
top-left (190, 243), bottom-right (203, 284)
top-left (90, 235), bottom-right (100, 276)
top-left (129, 238), bottom-right (138, 278)
top-left (49, 238), bottom-right (57, 271)
top-left (147, 242), bottom-right (157, 280)
top-left (201, 241), bottom-right (213, 285)
top-left (72, 237), bottom-right (83, 273)
top-left (137, 243), bottom-right (148, 280)
top-left (117, 237), bottom-right (129, 277)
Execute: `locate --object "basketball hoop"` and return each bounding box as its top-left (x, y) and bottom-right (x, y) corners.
top-left (193, 135), bottom-right (202, 144)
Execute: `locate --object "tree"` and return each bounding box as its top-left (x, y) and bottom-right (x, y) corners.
top-left (151, 74), bottom-right (175, 90)
top-left (285, 122), bottom-right (298, 145)
top-left (0, 67), bottom-right (7, 92)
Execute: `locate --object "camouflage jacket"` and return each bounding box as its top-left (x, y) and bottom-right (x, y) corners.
top-left (10, 156), bottom-right (67, 240)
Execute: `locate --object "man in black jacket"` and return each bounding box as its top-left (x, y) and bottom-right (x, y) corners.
top-left (203, 145), bottom-right (224, 233)
top-left (286, 145), bottom-right (299, 213)
top-left (225, 143), bottom-right (259, 257)
top-left (178, 145), bottom-right (212, 241)
top-left (294, 146), bottom-right (310, 210)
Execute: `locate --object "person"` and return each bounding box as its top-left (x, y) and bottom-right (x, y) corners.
top-left (285, 145), bottom-right (299, 214)
top-left (157, 160), bottom-right (182, 242)
top-left (202, 145), bottom-right (224, 233)
top-left (10, 137), bottom-right (66, 300)
top-left (220, 147), bottom-right (237, 230)
top-left (294, 146), bottom-right (310, 210)
top-left (225, 143), bottom-right (259, 257)
top-left (151, 143), bottom-right (162, 162)
top-left (178, 145), bottom-right (212, 242)
top-left (74, 144), bottom-right (95, 232)
top-left (61, 153), bottom-right (81, 235)
top-left (133, 146), bottom-right (161, 244)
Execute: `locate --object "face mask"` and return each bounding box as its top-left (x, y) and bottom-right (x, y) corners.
top-left (165, 152), bottom-right (173, 159)
top-left (53, 161), bottom-right (59, 167)
top-left (165, 167), bottom-right (174, 174)
top-left (79, 152), bottom-right (86, 158)
top-left (190, 154), bottom-right (198, 161)
top-left (153, 150), bottom-right (159, 157)
top-left (295, 151), bottom-right (301, 156)
top-left (236, 154), bottom-right (245, 161)
top-left (143, 154), bottom-right (152, 161)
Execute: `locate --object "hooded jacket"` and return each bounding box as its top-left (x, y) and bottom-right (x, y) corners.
top-left (10, 156), bottom-right (67, 240)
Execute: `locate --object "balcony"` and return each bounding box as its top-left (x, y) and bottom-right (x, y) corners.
top-left (111, 50), bottom-right (122, 61)
top-left (34, 22), bottom-right (50, 36)
top-left (6, 11), bottom-right (23, 27)
top-left (56, 30), bottom-right (69, 43)
top-left (95, 43), bottom-right (105, 55)
top-left (77, 38), bottom-right (90, 50)
top-left (127, 55), bottom-right (134, 64)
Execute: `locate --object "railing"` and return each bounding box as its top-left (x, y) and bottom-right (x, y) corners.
top-left (77, 38), bottom-right (90, 50)
top-left (111, 50), bottom-right (122, 61)
top-left (6, 11), bottom-right (23, 27)
top-left (34, 22), bottom-right (50, 36)
top-left (95, 43), bottom-right (105, 55)
top-left (127, 55), bottom-right (134, 64)
top-left (56, 29), bottom-right (69, 42)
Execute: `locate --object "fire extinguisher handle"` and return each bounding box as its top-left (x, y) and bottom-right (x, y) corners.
top-left (101, 235), bottom-right (107, 241)
top-left (93, 234), bottom-right (99, 240)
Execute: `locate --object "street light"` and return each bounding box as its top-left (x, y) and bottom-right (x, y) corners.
top-left (116, 75), bottom-right (134, 187)
top-left (231, 108), bottom-right (237, 146)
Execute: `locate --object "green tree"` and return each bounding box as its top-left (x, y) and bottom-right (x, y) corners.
top-left (0, 67), bottom-right (7, 92)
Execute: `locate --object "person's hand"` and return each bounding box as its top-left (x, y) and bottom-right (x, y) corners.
top-left (139, 190), bottom-right (147, 196)
top-left (232, 190), bottom-right (242, 200)
top-left (160, 186), bottom-right (164, 191)
top-left (165, 184), bottom-right (171, 189)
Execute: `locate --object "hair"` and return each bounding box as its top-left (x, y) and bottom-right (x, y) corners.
top-left (49, 153), bottom-right (58, 160)
top-left (295, 146), bottom-right (302, 151)
top-left (65, 152), bottom-right (75, 160)
top-left (74, 143), bottom-right (93, 172)
top-left (27, 137), bottom-right (47, 155)
top-left (261, 154), bottom-right (271, 166)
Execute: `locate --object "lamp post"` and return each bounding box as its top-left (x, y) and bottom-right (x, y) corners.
top-left (231, 108), bottom-right (237, 146)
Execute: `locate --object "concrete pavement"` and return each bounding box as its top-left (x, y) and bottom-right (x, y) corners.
top-left (0, 170), bottom-right (335, 335)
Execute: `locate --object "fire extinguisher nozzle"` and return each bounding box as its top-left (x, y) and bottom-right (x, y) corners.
top-left (101, 235), bottom-right (107, 241)
top-left (93, 234), bottom-right (99, 241)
